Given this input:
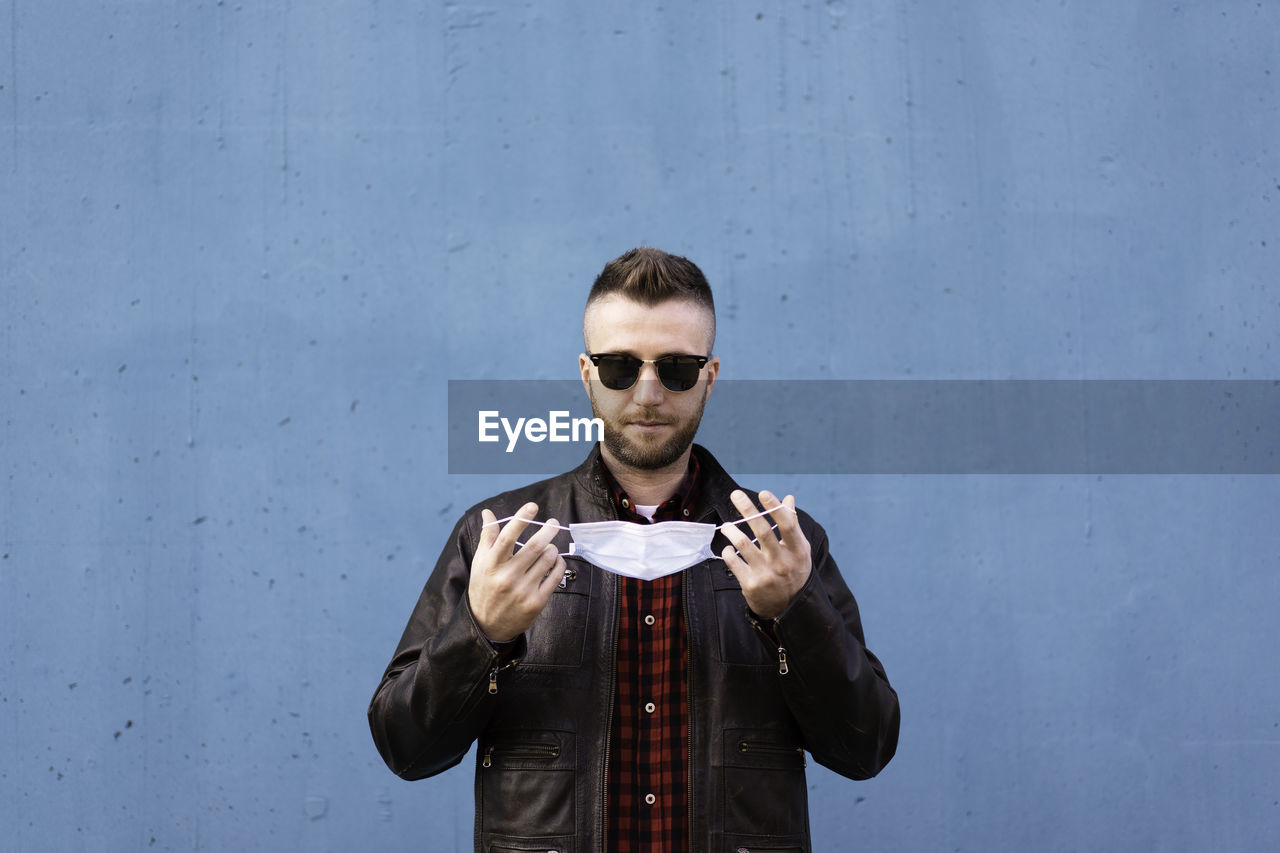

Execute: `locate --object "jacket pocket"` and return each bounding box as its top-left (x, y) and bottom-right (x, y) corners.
top-left (521, 566), bottom-right (590, 667)
top-left (481, 740), bottom-right (561, 768)
top-left (722, 835), bottom-right (806, 853)
top-left (478, 730), bottom-right (576, 838)
top-left (722, 729), bottom-right (809, 837)
top-left (486, 834), bottom-right (574, 853)
top-left (734, 739), bottom-right (806, 769)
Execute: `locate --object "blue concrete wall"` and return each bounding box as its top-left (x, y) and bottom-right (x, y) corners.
top-left (2, 1), bottom-right (1277, 850)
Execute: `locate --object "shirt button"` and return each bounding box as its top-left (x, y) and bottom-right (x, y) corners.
top-left (644, 614), bottom-right (656, 626)
top-left (644, 702), bottom-right (656, 714)
top-left (682, 508), bottom-right (690, 517)
top-left (645, 793), bottom-right (656, 805)
top-left (621, 498), bottom-right (630, 509)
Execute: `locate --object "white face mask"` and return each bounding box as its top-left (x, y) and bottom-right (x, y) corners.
top-left (567, 519), bottom-right (717, 581)
top-left (483, 504), bottom-right (790, 582)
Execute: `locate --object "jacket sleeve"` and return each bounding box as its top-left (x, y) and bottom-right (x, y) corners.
top-left (367, 512), bottom-right (519, 780)
top-left (767, 514), bottom-right (900, 780)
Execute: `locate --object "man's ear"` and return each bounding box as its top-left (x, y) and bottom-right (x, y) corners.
top-left (702, 356), bottom-right (721, 397)
top-left (578, 352), bottom-right (592, 392)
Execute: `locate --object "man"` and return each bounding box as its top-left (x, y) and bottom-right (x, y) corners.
top-left (369, 248), bottom-right (899, 852)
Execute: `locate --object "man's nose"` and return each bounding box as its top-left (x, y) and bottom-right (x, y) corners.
top-left (632, 363), bottom-right (665, 405)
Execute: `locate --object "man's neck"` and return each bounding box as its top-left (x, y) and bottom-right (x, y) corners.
top-left (599, 445), bottom-right (693, 506)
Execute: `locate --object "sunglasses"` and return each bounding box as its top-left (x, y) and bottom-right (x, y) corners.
top-left (588, 353), bottom-right (710, 392)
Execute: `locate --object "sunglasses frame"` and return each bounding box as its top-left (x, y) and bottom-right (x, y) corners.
top-left (587, 353), bottom-right (711, 392)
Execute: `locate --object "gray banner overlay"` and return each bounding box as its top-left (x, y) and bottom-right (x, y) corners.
top-left (448, 380), bottom-right (1280, 474)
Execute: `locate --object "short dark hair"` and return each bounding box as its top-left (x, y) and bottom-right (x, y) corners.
top-left (587, 247), bottom-right (715, 318)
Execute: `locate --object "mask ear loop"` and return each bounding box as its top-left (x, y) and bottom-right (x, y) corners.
top-left (481, 515), bottom-right (578, 586)
top-left (712, 502), bottom-right (796, 560)
top-left (481, 516), bottom-right (574, 557)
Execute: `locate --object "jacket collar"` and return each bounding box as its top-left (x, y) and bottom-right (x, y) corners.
top-left (570, 442), bottom-right (742, 525)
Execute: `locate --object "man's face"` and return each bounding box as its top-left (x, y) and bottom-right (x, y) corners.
top-left (579, 295), bottom-right (720, 471)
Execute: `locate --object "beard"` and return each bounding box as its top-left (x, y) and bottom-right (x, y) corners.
top-left (587, 383), bottom-right (709, 471)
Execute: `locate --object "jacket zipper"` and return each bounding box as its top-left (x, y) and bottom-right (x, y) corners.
top-left (600, 493), bottom-right (627, 846)
top-left (601, 542), bottom-right (620, 845)
top-left (771, 617), bottom-right (789, 676)
top-left (690, 504), bottom-right (727, 851)
top-left (482, 741), bottom-right (560, 768)
top-left (487, 653), bottom-right (521, 695)
top-left (737, 740), bottom-right (806, 767)
top-left (748, 613), bottom-right (790, 676)
top-left (684, 572), bottom-right (696, 848)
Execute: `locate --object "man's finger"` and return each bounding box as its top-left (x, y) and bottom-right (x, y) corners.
top-left (493, 501), bottom-right (540, 553)
top-left (718, 518), bottom-right (757, 566)
top-left (537, 554), bottom-right (568, 592)
top-left (479, 508), bottom-right (499, 549)
top-left (756, 491), bottom-right (795, 545)
top-left (518, 540), bottom-right (557, 582)
top-left (721, 543), bottom-right (752, 576)
top-left (729, 490), bottom-right (781, 553)
top-left (770, 494), bottom-right (803, 547)
top-left (514, 519), bottom-right (562, 572)
top-left (517, 517), bottom-right (563, 571)
top-left (526, 517), bottom-right (563, 551)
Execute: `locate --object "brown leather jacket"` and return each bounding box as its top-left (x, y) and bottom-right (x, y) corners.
top-left (368, 445), bottom-right (899, 852)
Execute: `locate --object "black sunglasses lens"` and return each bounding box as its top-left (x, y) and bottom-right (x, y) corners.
top-left (656, 357), bottom-right (703, 391)
top-left (596, 356), bottom-right (640, 390)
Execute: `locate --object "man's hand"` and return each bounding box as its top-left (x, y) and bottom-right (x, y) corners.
top-left (720, 490), bottom-right (812, 620)
top-left (468, 502), bottom-right (565, 643)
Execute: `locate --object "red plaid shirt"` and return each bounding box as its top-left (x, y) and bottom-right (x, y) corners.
top-left (603, 456), bottom-right (700, 853)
